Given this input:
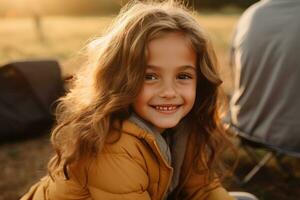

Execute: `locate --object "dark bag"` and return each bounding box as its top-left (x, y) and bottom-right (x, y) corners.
top-left (0, 60), bottom-right (64, 142)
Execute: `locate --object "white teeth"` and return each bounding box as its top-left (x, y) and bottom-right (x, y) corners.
top-left (155, 106), bottom-right (178, 111)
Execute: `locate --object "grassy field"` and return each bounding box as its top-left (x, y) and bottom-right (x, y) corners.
top-left (0, 14), bottom-right (299, 200)
top-left (0, 14), bottom-right (237, 93)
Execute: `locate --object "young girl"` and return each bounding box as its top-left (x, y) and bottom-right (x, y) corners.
top-left (21, 1), bottom-right (236, 200)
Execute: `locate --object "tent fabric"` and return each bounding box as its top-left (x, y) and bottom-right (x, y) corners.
top-left (229, 0), bottom-right (300, 157)
top-left (0, 60), bottom-right (64, 141)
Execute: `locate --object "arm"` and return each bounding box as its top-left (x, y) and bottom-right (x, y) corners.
top-left (87, 150), bottom-right (151, 200)
top-left (181, 175), bottom-right (234, 200)
top-left (206, 187), bottom-right (235, 200)
top-left (46, 150), bottom-right (151, 200)
top-left (46, 171), bottom-right (91, 200)
top-left (180, 135), bottom-right (234, 200)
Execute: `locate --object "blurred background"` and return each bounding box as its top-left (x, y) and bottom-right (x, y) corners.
top-left (0, 0), bottom-right (299, 200)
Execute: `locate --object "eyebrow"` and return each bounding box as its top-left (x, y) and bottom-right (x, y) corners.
top-left (147, 65), bottom-right (196, 71)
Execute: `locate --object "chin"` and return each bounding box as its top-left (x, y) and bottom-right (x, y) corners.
top-left (153, 121), bottom-right (180, 129)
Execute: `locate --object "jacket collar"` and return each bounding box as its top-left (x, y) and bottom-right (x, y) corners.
top-left (128, 113), bottom-right (172, 165)
top-left (122, 113), bottom-right (189, 194)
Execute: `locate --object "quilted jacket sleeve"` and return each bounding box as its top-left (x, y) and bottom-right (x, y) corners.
top-left (181, 170), bottom-right (234, 200)
top-left (47, 172), bottom-right (91, 200)
top-left (87, 153), bottom-right (151, 199)
top-left (46, 149), bottom-right (151, 200)
top-left (86, 138), bottom-right (152, 200)
top-left (179, 132), bottom-right (235, 200)
top-left (45, 139), bottom-right (152, 200)
top-left (206, 187), bottom-right (235, 200)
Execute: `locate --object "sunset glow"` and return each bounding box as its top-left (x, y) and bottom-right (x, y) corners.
top-left (0, 0), bottom-right (122, 17)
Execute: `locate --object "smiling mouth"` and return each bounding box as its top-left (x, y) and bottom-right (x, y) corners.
top-left (150, 105), bottom-right (180, 112)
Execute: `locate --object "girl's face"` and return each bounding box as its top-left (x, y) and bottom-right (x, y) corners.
top-left (133, 32), bottom-right (197, 133)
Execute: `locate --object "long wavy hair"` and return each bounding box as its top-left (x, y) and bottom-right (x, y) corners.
top-left (48, 0), bottom-right (234, 180)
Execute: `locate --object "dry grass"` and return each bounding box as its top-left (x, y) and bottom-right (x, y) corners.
top-left (0, 14), bottom-right (236, 92)
top-left (1, 14), bottom-right (299, 200)
top-left (0, 135), bottom-right (51, 200)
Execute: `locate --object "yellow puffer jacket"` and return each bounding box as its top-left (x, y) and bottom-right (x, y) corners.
top-left (21, 120), bottom-right (234, 200)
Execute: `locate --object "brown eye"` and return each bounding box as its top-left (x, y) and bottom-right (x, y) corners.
top-left (145, 73), bottom-right (158, 80)
top-left (177, 73), bottom-right (192, 80)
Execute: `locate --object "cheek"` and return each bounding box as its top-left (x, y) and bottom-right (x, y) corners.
top-left (184, 84), bottom-right (197, 107)
top-left (133, 86), bottom-right (151, 107)
top-left (187, 90), bottom-right (196, 105)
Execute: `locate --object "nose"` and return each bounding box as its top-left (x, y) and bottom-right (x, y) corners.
top-left (159, 80), bottom-right (177, 99)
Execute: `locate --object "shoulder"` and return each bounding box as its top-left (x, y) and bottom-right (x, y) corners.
top-left (103, 126), bottom-right (152, 167)
top-left (86, 127), bottom-right (154, 195)
top-left (48, 121), bottom-right (155, 199)
top-left (98, 120), bottom-right (157, 168)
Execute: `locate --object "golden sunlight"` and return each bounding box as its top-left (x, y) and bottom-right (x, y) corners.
top-left (0, 0), bottom-right (122, 17)
top-left (0, 0), bottom-right (43, 17)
